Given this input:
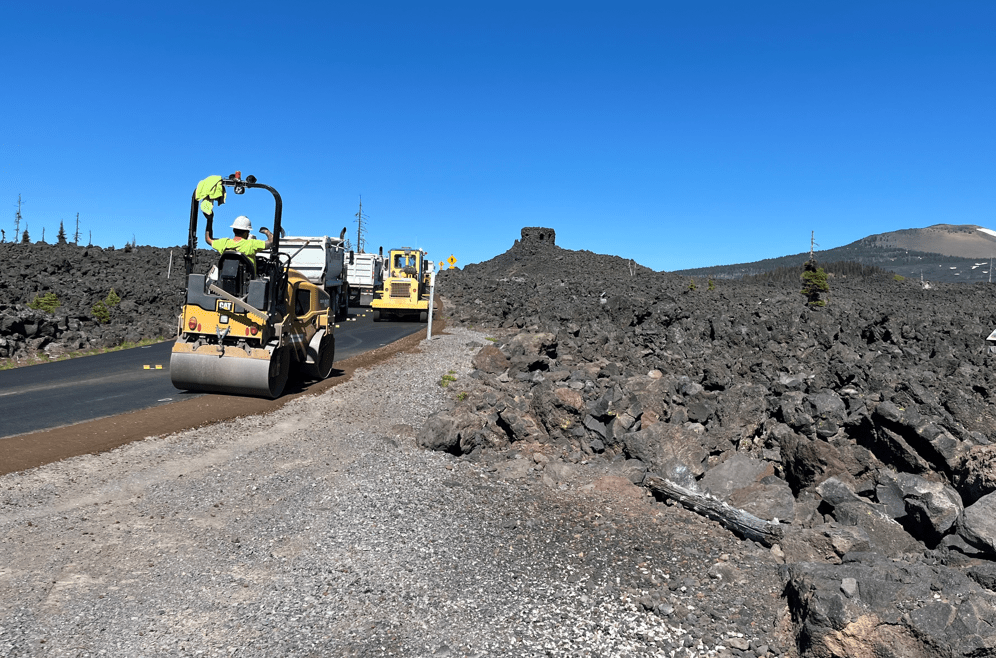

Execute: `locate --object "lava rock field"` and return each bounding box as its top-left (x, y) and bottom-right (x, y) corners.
top-left (430, 226), bottom-right (996, 657)
top-left (0, 242), bottom-right (213, 360)
top-left (7, 227), bottom-right (996, 656)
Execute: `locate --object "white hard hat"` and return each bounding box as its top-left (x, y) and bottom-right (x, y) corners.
top-left (231, 215), bottom-right (252, 231)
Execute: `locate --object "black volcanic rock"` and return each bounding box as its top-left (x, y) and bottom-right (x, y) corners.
top-left (0, 242), bottom-right (214, 360)
top-left (9, 226), bottom-right (996, 656)
top-left (431, 226), bottom-right (996, 657)
top-left (782, 553), bottom-right (996, 658)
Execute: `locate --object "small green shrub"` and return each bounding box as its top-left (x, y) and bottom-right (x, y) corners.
top-left (893, 274), bottom-right (905, 282)
top-left (92, 301), bottom-right (110, 324)
top-left (688, 279), bottom-right (697, 291)
top-left (707, 278), bottom-right (715, 291)
top-left (439, 374), bottom-right (457, 387)
top-left (456, 391), bottom-right (468, 401)
top-left (485, 337), bottom-right (497, 342)
top-left (91, 289), bottom-right (121, 324)
top-left (28, 292), bottom-right (60, 314)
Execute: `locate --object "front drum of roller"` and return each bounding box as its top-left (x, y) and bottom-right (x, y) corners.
top-left (170, 347), bottom-right (290, 398)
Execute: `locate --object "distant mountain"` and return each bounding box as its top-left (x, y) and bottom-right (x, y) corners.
top-left (674, 224), bottom-right (996, 284)
top-left (860, 224), bottom-right (996, 258)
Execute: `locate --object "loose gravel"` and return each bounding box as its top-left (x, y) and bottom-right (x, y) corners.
top-left (0, 326), bottom-right (791, 657)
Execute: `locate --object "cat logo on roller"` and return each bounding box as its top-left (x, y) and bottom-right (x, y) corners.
top-left (170, 173), bottom-right (335, 398)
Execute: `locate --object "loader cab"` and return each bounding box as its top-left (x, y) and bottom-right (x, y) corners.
top-left (389, 248), bottom-right (424, 281)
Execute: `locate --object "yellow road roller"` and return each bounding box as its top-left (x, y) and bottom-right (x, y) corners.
top-left (170, 173), bottom-right (335, 398)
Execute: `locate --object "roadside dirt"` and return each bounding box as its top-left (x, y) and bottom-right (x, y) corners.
top-left (0, 316), bottom-right (447, 477)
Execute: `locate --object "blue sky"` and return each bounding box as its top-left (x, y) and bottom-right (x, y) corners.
top-left (1, 1), bottom-right (993, 271)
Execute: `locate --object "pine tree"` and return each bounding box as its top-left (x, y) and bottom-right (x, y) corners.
top-left (57, 220), bottom-right (67, 244)
top-left (801, 259), bottom-right (830, 307)
top-left (21, 226), bottom-right (29, 244)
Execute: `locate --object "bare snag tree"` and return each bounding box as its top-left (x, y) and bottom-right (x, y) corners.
top-left (14, 194), bottom-right (23, 239)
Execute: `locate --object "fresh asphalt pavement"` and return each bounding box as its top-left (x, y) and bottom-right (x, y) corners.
top-left (0, 308), bottom-right (425, 439)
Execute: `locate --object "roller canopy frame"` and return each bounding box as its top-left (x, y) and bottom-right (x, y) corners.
top-left (183, 174), bottom-right (284, 278)
top-left (182, 174), bottom-right (285, 324)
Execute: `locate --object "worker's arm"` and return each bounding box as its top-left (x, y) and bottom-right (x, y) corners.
top-left (204, 218), bottom-right (214, 248)
top-left (260, 227), bottom-right (274, 249)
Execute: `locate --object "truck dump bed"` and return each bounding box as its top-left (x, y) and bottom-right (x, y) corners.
top-left (278, 236), bottom-right (346, 288)
top-left (264, 235), bottom-right (349, 320)
top-left (346, 252), bottom-right (384, 306)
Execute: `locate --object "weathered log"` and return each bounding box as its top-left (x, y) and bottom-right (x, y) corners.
top-left (644, 474), bottom-right (784, 547)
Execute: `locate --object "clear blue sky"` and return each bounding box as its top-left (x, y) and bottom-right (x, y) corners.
top-left (1, 1), bottom-right (993, 271)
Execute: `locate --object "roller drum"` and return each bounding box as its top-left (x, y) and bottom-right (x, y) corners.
top-left (170, 348), bottom-right (290, 399)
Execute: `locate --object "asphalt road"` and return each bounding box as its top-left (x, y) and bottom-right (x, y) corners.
top-left (0, 308), bottom-right (425, 439)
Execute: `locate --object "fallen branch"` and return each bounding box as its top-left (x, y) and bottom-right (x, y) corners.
top-left (644, 474), bottom-right (784, 547)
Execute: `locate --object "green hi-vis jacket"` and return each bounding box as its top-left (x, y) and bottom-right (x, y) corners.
top-left (212, 237), bottom-right (267, 263)
top-left (195, 175), bottom-right (226, 217)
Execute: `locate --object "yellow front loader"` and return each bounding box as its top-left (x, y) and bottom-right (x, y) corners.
top-left (170, 173), bottom-right (335, 398)
top-left (371, 247), bottom-right (431, 322)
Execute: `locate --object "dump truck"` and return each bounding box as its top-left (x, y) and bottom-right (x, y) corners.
top-left (345, 249), bottom-right (384, 307)
top-left (276, 232), bottom-right (351, 321)
top-left (170, 173), bottom-right (335, 398)
top-left (371, 246), bottom-right (431, 322)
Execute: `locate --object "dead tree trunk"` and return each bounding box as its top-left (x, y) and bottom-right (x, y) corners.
top-left (644, 474), bottom-right (784, 547)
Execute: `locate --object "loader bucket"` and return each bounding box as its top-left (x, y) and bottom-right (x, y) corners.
top-left (170, 345), bottom-right (290, 399)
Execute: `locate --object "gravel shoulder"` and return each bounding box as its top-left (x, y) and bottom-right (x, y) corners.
top-left (0, 326), bottom-right (791, 658)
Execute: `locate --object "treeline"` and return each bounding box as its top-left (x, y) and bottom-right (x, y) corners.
top-left (744, 260), bottom-right (892, 285)
top-left (673, 243), bottom-right (945, 280)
